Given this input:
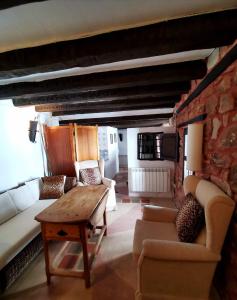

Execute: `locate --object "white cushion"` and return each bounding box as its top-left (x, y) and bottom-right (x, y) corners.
top-left (25, 178), bottom-right (43, 202)
top-left (8, 185), bottom-right (35, 212)
top-left (0, 199), bottom-right (57, 269)
top-left (0, 192), bottom-right (18, 225)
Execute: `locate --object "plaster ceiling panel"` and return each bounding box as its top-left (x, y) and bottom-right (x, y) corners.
top-left (0, 0), bottom-right (236, 53)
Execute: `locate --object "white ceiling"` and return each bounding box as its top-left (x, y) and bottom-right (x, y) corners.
top-left (1, 0), bottom-right (236, 122)
top-left (0, 0), bottom-right (236, 53)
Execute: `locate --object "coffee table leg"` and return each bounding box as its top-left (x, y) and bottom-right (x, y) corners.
top-left (44, 239), bottom-right (51, 285)
top-left (103, 210), bottom-right (107, 236)
top-left (80, 225), bottom-right (90, 288)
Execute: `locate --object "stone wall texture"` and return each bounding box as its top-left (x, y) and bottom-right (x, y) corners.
top-left (174, 42), bottom-right (237, 300)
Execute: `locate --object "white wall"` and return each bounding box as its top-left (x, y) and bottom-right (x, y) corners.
top-left (127, 125), bottom-right (175, 197)
top-left (98, 126), bottom-right (119, 179)
top-left (0, 100), bottom-right (44, 192)
top-left (127, 126), bottom-right (175, 169)
top-left (118, 129), bottom-right (127, 155)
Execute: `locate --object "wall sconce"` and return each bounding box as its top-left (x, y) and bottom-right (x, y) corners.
top-left (29, 120), bottom-right (38, 143)
top-left (187, 123), bottom-right (204, 171)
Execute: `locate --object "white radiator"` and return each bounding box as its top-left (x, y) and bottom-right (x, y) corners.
top-left (129, 168), bottom-right (171, 193)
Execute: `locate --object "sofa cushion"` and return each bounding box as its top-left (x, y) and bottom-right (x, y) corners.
top-left (133, 219), bottom-right (179, 257)
top-left (0, 192), bottom-right (18, 225)
top-left (40, 175), bottom-right (65, 199)
top-left (25, 178), bottom-right (43, 202)
top-left (8, 185), bottom-right (36, 212)
top-left (80, 167), bottom-right (102, 185)
top-left (64, 176), bottom-right (77, 193)
top-left (0, 199), bottom-right (56, 270)
top-left (176, 197), bottom-right (205, 243)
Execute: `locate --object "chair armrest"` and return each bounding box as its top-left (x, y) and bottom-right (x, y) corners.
top-left (141, 239), bottom-right (220, 262)
top-left (142, 205), bottom-right (178, 223)
top-left (102, 177), bottom-right (115, 188)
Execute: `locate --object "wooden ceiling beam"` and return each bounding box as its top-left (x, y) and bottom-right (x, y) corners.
top-left (52, 103), bottom-right (175, 116)
top-left (0, 0), bottom-right (47, 10)
top-left (58, 113), bottom-right (173, 125)
top-left (36, 96), bottom-right (179, 112)
top-left (4, 61), bottom-right (199, 100)
top-left (13, 82), bottom-right (188, 106)
top-left (59, 119), bottom-right (167, 128)
top-left (0, 9), bottom-right (236, 78)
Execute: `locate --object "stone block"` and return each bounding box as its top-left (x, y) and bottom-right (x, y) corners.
top-left (205, 95), bottom-right (218, 114)
top-left (218, 76), bottom-right (232, 93)
top-left (210, 153), bottom-right (231, 168)
top-left (212, 117), bottom-right (222, 139)
top-left (219, 94), bottom-right (235, 114)
top-left (230, 165), bottom-right (237, 193)
top-left (220, 125), bottom-right (237, 147)
top-left (223, 114), bottom-right (229, 127)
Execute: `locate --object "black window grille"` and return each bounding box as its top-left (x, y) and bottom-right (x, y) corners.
top-left (137, 132), bottom-right (163, 160)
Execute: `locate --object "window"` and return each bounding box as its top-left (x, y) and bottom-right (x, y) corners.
top-left (183, 127), bottom-right (193, 180)
top-left (137, 132), bottom-right (163, 160)
top-left (137, 132), bottom-right (179, 161)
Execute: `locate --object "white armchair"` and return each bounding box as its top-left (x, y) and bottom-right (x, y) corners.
top-left (133, 175), bottom-right (235, 300)
top-left (74, 159), bottom-right (117, 211)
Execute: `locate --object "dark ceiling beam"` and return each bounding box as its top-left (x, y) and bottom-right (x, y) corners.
top-left (36, 96), bottom-right (179, 112)
top-left (58, 113), bottom-right (173, 126)
top-left (0, 9), bottom-right (236, 78)
top-left (0, 0), bottom-right (47, 10)
top-left (12, 82), bottom-right (188, 106)
top-left (59, 119), bottom-right (167, 128)
top-left (52, 102), bottom-right (175, 116)
top-left (3, 61), bottom-right (200, 100)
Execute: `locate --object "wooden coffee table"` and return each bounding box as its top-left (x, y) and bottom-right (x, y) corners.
top-left (35, 185), bottom-right (109, 288)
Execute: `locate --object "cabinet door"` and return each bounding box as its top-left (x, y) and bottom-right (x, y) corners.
top-left (44, 124), bottom-right (76, 176)
top-left (74, 125), bottom-right (99, 161)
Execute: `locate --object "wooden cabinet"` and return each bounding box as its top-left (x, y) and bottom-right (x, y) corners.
top-left (74, 125), bottom-right (99, 161)
top-left (44, 124), bottom-right (99, 176)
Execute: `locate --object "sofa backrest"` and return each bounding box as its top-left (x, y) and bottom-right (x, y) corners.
top-left (74, 159), bottom-right (104, 181)
top-left (184, 175), bottom-right (235, 254)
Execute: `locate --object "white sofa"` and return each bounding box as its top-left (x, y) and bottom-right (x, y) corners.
top-left (0, 178), bottom-right (57, 291)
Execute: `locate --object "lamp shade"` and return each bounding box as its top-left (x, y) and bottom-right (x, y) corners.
top-left (186, 123), bottom-right (203, 171)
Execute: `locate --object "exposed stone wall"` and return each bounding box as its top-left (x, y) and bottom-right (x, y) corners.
top-left (174, 43), bottom-right (237, 300)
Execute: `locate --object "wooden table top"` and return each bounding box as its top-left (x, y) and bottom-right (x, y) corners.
top-left (35, 185), bottom-right (108, 224)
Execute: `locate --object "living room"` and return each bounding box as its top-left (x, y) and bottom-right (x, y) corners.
top-left (0, 1), bottom-right (237, 300)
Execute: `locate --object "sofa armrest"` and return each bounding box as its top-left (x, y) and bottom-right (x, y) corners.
top-left (76, 181), bottom-right (85, 187)
top-left (141, 239), bottom-right (220, 262)
top-left (142, 205), bottom-right (178, 223)
top-left (102, 177), bottom-right (115, 188)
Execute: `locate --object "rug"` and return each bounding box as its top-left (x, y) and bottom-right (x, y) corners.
top-left (2, 203), bottom-right (142, 300)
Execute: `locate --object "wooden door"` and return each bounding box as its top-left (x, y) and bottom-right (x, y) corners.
top-left (44, 124), bottom-right (76, 176)
top-left (74, 125), bottom-right (99, 161)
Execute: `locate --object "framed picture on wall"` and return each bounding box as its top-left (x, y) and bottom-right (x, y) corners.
top-left (110, 134), bottom-right (113, 144)
top-left (114, 133), bottom-right (117, 143)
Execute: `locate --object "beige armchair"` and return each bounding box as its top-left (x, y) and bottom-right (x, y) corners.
top-left (74, 159), bottom-right (117, 211)
top-left (133, 175), bottom-right (235, 300)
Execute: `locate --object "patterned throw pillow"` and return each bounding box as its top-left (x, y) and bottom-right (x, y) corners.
top-left (79, 167), bottom-right (102, 185)
top-left (40, 175), bottom-right (65, 199)
top-left (176, 196), bottom-right (205, 243)
top-left (179, 192), bottom-right (195, 208)
top-left (64, 176), bottom-right (77, 193)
